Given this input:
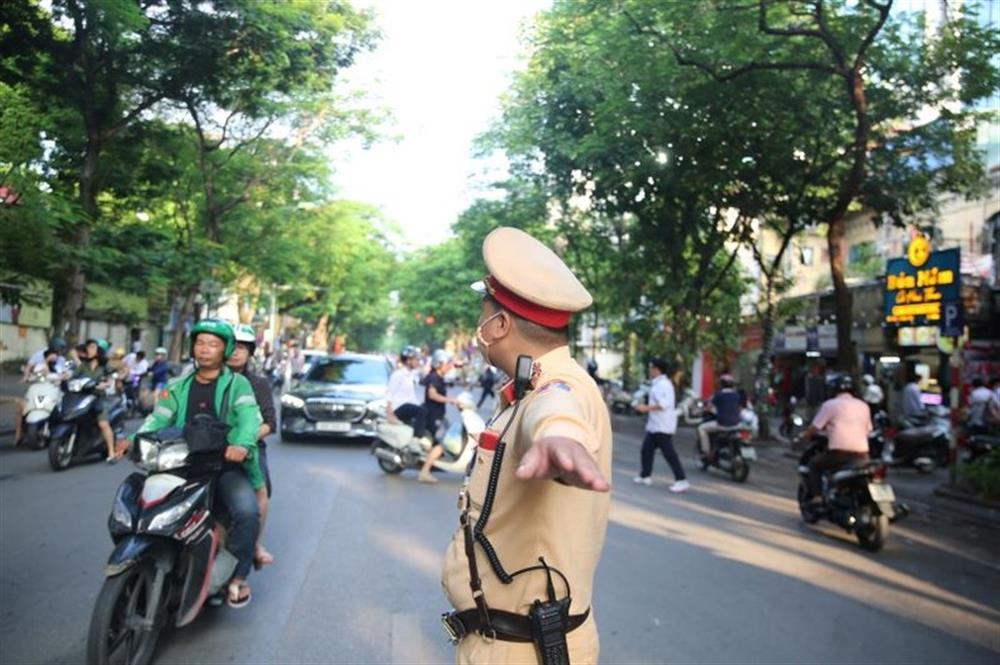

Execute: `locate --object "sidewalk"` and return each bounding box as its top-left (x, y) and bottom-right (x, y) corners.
top-left (0, 371), bottom-right (23, 436)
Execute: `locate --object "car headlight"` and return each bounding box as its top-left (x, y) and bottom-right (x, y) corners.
top-left (157, 442), bottom-right (189, 471)
top-left (281, 394), bottom-right (305, 409)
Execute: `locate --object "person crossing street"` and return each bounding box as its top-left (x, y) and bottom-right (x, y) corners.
top-left (633, 358), bottom-right (689, 493)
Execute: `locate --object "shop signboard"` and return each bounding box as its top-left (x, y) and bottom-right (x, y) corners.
top-left (817, 323), bottom-right (838, 351)
top-left (784, 325), bottom-right (807, 352)
top-left (883, 238), bottom-right (961, 330)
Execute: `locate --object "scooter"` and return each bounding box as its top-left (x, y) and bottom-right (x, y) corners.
top-left (87, 428), bottom-right (239, 665)
top-left (677, 388), bottom-right (706, 425)
top-left (372, 392), bottom-right (485, 476)
top-left (20, 370), bottom-right (63, 450)
top-left (695, 411), bottom-right (758, 483)
top-left (47, 375), bottom-right (126, 471)
top-left (884, 405), bottom-right (950, 473)
top-left (797, 438), bottom-right (909, 552)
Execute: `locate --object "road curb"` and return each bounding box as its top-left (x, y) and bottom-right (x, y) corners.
top-left (931, 485), bottom-right (1000, 527)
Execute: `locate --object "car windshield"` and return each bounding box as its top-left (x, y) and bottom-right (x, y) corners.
top-left (305, 358), bottom-right (388, 385)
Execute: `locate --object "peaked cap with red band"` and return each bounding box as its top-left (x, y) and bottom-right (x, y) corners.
top-left (473, 227), bottom-right (592, 328)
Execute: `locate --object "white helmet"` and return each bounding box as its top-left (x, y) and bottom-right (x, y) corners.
top-left (862, 374), bottom-right (875, 385)
top-left (431, 349), bottom-right (452, 368)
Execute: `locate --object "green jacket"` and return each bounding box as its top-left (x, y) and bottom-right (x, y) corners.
top-left (135, 366), bottom-right (265, 490)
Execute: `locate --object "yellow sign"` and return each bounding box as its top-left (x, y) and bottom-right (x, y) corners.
top-left (907, 234), bottom-right (931, 267)
top-left (884, 244), bottom-right (959, 326)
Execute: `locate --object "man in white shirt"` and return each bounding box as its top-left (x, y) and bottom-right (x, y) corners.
top-left (967, 377), bottom-right (999, 435)
top-left (633, 357), bottom-right (689, 493)
top-left (386, 345), bottom-right (423, 427)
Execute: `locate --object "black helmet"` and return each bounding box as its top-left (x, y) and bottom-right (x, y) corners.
top-left (400, 345), bottom-right (419, 360)
top-left (49, 336), bottom-right (67, 352)
top-left (720, 374), bottom-right (736, 388)
top-left (833, 374), bottom-right (855, 394)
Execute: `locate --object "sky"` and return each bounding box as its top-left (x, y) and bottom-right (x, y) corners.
top-left (330, 0), bottom-right (551, 248)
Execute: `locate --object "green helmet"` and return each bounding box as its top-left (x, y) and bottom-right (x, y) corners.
top-left (190, 318), bottom-right (236, 359)
top-left (233, 323), bottom-right (257, 354)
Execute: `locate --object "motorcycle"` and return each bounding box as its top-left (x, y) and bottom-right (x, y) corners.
top-left (47, 375), bottom-right (126, 471)
top-left (678, 388), bottom-right (706, 425)
top-left (884, 405), bottom-right (950, 473)
top-left (695, 413), bottom-right (757, 483)
top-left (371, 392), bottom-right (485, 476)
top-left (868, 409), bottom-right (889, 461)
top-left (19, 370), bottom-right (63, 450)
top-left (797, 439), bottom-right (908, 552)
top-left (87, 428), bottom-right (239, 665)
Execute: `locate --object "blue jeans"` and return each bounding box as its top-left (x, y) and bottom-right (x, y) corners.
top-left (216, 469), bottom-right (260, 579)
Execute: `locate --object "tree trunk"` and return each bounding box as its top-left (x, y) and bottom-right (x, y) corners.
top-left (827, 215), bottom-right (855, 371)
top-left (753, 285), bottom-right (776, 440)
top-left (168, 288), bottom-right (198, 363)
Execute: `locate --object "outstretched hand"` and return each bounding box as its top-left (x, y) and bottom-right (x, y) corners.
top-left (515, 436), bottom-right (610, 492)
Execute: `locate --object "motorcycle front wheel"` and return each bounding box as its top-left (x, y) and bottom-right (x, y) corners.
top-left (796, 481), bottom-right (820, 524)
top-left (47, 430), bottom-right (75, 471)
top-left (86, 560), bottom-right (165, 665)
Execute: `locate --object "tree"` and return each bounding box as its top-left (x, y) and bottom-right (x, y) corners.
top-left (622, 0), bottom-right (1000, 371)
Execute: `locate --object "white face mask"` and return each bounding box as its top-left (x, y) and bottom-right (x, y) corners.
top-left (475, 311), bottom-right (504, 365)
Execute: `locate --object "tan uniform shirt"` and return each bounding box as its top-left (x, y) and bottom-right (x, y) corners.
top-left (442, 346), bottom-right (613, 664)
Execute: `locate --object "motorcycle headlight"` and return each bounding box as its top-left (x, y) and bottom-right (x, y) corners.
top-left (67, 377), bottom-right (90, 393)
top-left (792, 415), bottom-right (804, 427)
top-left (147, 488), bottom-right (204, 533)
top-left (157, 442), bottom-right (190, 471)
top-left (281, 394), bottom-right (305, 409)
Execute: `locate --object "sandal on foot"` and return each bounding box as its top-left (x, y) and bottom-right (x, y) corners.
top-left (227, 581), bottom-right (251, 609)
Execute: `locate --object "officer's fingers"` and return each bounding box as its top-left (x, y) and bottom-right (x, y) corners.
top-left (515, 445), bottom-right (547, 479)
top-left (569, 448), bottom-right (610, 492)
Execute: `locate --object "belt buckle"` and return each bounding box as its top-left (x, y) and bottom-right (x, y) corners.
top-left (441, 613), bottom-right (465, 645)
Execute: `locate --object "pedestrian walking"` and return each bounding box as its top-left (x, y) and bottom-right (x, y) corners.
top-left (477, 364), bottom-right (496, 408)
top-left (633, 357), bottom-right (689, 493)
top-left (441, 226), bottom-right (610, 664)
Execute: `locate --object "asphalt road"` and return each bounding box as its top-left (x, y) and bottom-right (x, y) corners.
top-left (1, 397), bottom-right (998, 664)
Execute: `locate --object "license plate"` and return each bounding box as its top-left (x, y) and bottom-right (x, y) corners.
top-left (868, 483), bottom-right (895, 502)
top-left (316, 421), bottom-right (351, 433)
top-left (740, 446), bottom-right (757, 461)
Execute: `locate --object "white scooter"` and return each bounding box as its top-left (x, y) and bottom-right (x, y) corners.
top-left (20, 370), bottom-right (64, 450)
top-left (371, 392), bottom-right (486, 476)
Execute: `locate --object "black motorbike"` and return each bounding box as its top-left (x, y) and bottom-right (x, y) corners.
top-left (868, 409), bottom-right (889, 461)
top-left (47, 376), bottom-right (126, 471)
top-left (696, 421), bottom-right (756, 483)
top-left (797, 439), bottom-right (908, 552)
top-left (886, 405), bottom-right (950, 473)
top-left (87, 428), bottom-right (238, 665)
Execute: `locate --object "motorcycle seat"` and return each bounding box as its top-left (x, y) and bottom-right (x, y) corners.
top-left (830, 465), bottom-right (874, 483)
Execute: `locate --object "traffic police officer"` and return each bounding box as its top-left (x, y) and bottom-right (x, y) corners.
top-left (441, 227), bottom-right (612, 664)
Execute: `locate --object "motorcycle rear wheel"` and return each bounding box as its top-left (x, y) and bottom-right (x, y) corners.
top-left (48, 431), bottom-right (74, 471)
top-left (730, 455), bottom-right (749, 483)
top-left (86, 560), bottom-right (164, 665)
top-left (377, 456), bottom-right (404, 474)
top-left (857, 512), bottom-right (889, 552)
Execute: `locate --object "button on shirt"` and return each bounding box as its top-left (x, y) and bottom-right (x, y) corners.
top-left (645, 375), bottom-right (677, 434)
top-left (386, 367), bottom-right (419, 408)
top-left (811, 394), bottom-right (872, 453)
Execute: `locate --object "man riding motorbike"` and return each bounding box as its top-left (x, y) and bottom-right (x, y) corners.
top-left (131, 318), bottom-right (264, 608)
top-left (697, 374), bottom-right (742, 461)
top-left (386, 345), bottom-right (424, 428)
top-left (228, 323), bottom-right (277, 569)
top-left (800, 375), bottom-right (871, 502)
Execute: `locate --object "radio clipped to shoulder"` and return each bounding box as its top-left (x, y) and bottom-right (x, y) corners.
top-left (514, 354), bottom-right (534, 401)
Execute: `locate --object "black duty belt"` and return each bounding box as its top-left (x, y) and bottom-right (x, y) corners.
top-left (442, 607), bottom-right (590, 644)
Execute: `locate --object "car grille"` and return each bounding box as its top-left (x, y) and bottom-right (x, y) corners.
top-left (304, 399), bottom-right (366, 422)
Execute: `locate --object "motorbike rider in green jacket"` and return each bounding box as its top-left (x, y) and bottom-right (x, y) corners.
top-left (132, 318), bottom-right (263, 608)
